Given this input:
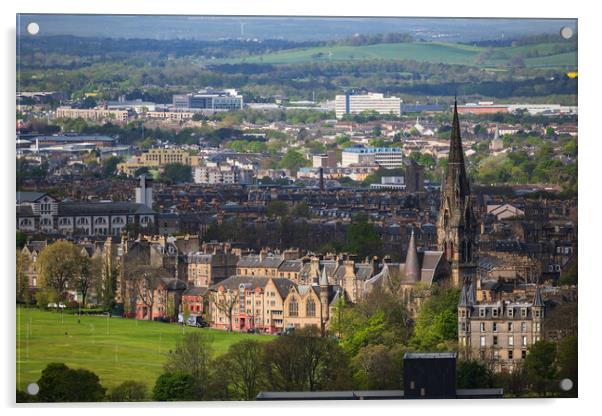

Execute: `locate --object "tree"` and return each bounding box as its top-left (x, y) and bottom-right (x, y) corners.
top-left (16, 251), bottom-right (30, 304)
top-left (74, 256), bottom-right (101, 308)
top-left (351, 344), bottom-right (404, 390)
top-left (164, 332), bottom-right (213, 400)
top-left (152, 372), bottom-right (197, 401)
top-left (37, 241), bottom-right (85, 302)
top-left (100, 261), bottom-right (119, 310)
top-left (556, 335), bottom-right (577, 397)
top-left (37, 363), bottom-right (106, 402)
top-left (345, 218), bottom-right (382, 259)
top-left (16, 231), bottom-right (27, 249)
top-left (411, 287), bottom-right (460, 351)
top-left (263, 326), bottom-right (352, 392)
top-left (211, 289), bottom-right (239, 331)
top-left (109, 380), bottom-right (148, 401)
top-left (101, 156), bottom-right (123, 178)
top-left (456, 360), bottom-right (492, 389)
top-left (160, 163), bottom-right (192, 184)
top-left (267, 200), bottom-right (290, 218)
top-left (221, 340), bottom-right (266, 400)
top-left (292, 201), bottom-right (311, 218)
top-left (524, 339), bottom-right (557, 396)
top-left (279, 149), bottom-right (309, 173)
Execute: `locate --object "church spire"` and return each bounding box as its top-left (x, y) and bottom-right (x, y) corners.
top-left (446, 100), bottom-right (470, 200)
top-left (404, 228), bottom-right (420, 282)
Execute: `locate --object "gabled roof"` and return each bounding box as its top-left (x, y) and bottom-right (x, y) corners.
top-left (16, 191), bottom-right (49, 204)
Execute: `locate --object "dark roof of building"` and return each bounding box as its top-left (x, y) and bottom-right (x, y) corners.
top-left (159, 278), bottom-right (187, 290)
top-left (209, 275), bottom-right (296, 299)
top-left (404, 352), bottom-right (457, 359)
top-left (16, 191), bottom-right (48, 203)
top-left (17, 205), bottom-right (34, 216)
top-left (183, 286), bottom-right (209, 296)
top-left (58, 202), bottom-right (155, 216)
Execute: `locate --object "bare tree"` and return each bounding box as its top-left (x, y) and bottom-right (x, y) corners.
top-left (132, 267), bottom-right (161, 320)
top-left (74, 256), bottom-right (102, 308)
top-left (212, 289), bottom-right (239, 331)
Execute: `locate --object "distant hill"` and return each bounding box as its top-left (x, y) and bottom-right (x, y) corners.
top-left (219, 41), bottom-right (577, 69)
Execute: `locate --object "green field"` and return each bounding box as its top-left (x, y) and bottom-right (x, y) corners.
top-left (16, 308), bottom-right (273, 391)
top-left (220, 41), bottom-right (576, 69)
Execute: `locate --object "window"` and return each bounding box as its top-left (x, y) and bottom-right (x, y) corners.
top-left (493, 322), bottom-right (498, 332)
top-left (521, 308), bottom-right (527, 318)
top-left (521, 350), bottom-right (527, 359)
top-left (508, 350), bottom-right (513, 360)
top-left (94, 217), bottom-right (107, 225)
top-left (534, 322), bottom-right (541, 332)
top-left (480, 336), bottom-right (486, 347)
top-left (521, 322), bottom-right (527, 333)
top-left (493, 336), bottom-right (498, 346)
top-left (522, 336), bottom-right (527, 346)
top-left (508, 322), bottom-right (513, 331)
top-left (534, 310), bottom-right (541, 318)
top-left (289, 298), bottom-right (298, 317)
top-left (480, 322), bottom-right (485, 332)
top-left (508, 336), bottom-right (514, 347)
top-left (306, 299), bottom-right (316, 317)
top-left (508, 308), bottom-right (514, 318)
top-left (492, 309), bottom-right (498, 317)
top-left (479, 308), bottom-right (486, 317)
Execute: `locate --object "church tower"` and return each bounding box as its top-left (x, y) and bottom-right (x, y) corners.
top-left (437, 100), bottom-right (477, 288)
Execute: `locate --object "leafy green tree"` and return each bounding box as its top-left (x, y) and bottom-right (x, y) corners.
top-left (279, 149), bottom-right (309, 173)
top-left (556, 335), bottom-right (577, 397)
top-left (292, 201), bottom-right (311, 218)
top-left (37, 241), bottom-right (87, 302)
top-left (16, 251), bottom-right (30, 304)
top-left (164, 332), bottom-right (213, 400)
top-left (109, 380), bottom-right (148, 401)
top-left (351, 344), bottom-right (404, 390)
top-left (160, 163), bottom-right (192, 184)
top-left (152, 372), bottom-right (197, 401)
top-left (411, 287), bottom-right (460, 351)
top-left (16, 231), bottom-right (27, 249)
top-left (345, 218), bottom-right (382, 259)
top-left (220, 340), bottom-right (266, 400)
top-left (37, 363), bottom-right (106, 402)
top-left (456, 360), bottom-right (492, 389)
top-left (101, 156), bottom-right (123, 178)
top-left (524, 339), bottom-right (557, 396)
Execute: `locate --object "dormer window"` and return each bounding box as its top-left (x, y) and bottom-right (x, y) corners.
top-left (492, 308), bottom-right (498, 318)
top-left (479, 308), bottom-right (486, 318)
top-left (521, 308), bottom-right (527, 318)
top-left (508, 308), bottom-right (514, 318)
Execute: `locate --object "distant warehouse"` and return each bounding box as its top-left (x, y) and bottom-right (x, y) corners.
top-left (335, 92), bottom-right (401, 119)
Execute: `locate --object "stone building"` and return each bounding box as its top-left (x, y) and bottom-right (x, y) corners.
top-left (458, 283), bottom-right (545, 373)
top-left (436, 102), bottom-right (477, 288)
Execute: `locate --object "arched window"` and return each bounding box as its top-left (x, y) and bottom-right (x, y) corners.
top-left (289, 298), bottom-right (298, 317)
top-left (444, 210), bottom-right (449, 228)
top-left (306, 299), bottom-right (316, 317)
top-left (40, 218), bottom-right (51, 226)
top-left (94, 217), bottom-right (107, 225)
top-left (77, 217), bottom-right (89, 225)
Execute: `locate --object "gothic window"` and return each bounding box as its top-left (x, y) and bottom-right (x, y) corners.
top-left (306, 299), bottom-right (316, 317)
top-left (444, 210), bottom-right (449, 228)
top-left (289, 298), bottom-right (298, 317)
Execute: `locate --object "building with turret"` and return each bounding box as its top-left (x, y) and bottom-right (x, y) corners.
top-left (458, 283), bottom-right (545, 372)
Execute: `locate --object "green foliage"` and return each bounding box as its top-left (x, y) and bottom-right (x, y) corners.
top-left (219, 340), bottom-right (266, 400)
top-left (556, 335), bottom-right (577, 397)
top-left (345, 218), bottom-right (382, 258)
top-left (558, 258), bottom-right (577, 286)
top-left (16, 231), bottom-right (27, 249)
top-left (456, 360), bottom-right (493, 389)
top-left (524, 339), bottom-right (558, 396)
top-left (160, 163), bottom-right (192, 184)
top-left (109, 380), bottom-right (148, 402)
top-left (279, 149), bottom-right (309, 172)
top-left (351, 344), bottom-right (405, 390)
top-left (101, 156), bottom-right (123, 178)
top-left (152, 372), bottom-right (197, 401)
top-left (292, 201), bottom-right (311, 218)
top-left (411, 287), bottom-right (460, 351)
top-left (164, 332), bottom-right (213, 400)
top-left (37, 363), bottom-right (106, 402)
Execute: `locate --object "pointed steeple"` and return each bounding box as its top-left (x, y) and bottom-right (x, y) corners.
top-left (319, 266), bottom-right (329, 286)
top-left (458, 284), bottom-right (468, 307)
top-left (446, 100), bottom-right (470, 199)
top-left (404, 228), bottom-right (420, 282)
top-left (533, 286), bottom-right (544, 307)
top-left (467, 280), bottom-right (476, 305)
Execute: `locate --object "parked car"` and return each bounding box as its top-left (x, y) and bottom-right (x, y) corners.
top-left (282, 326), bottom-right (295, 335)
top-left (187, 315), bottom-right (209, 328)
top-left (246, 328), bottom-right (261, 334)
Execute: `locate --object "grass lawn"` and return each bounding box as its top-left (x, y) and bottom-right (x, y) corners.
top-left (16, 307), bottom-right (274, 391)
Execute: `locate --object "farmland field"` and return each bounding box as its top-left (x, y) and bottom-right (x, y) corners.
top-left (16, 308), bottom-right (274, 391)
top-left (218, 41), bottom-right (577, 69)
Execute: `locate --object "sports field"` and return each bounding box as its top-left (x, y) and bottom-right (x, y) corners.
top-left (219, 41), bottom-right (577, 69)
top-left (16, 308), bottom-right (274, 391)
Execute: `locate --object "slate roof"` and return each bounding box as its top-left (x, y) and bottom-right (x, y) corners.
top-left (16, 191), bottom-right (48, 203)
top-left (209, 275), bottom-right (296, 299)
top-left (237, 254), bottom-right (284, 269)
top-left (58, 202), bottom-right (155, 216)
top-left (17, 205), bottom-right (34, 216)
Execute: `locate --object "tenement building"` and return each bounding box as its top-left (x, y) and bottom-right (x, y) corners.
top-left (436, 101), bottom-right (477, 288)
top-left (458, 283), bottom-right (545, 373)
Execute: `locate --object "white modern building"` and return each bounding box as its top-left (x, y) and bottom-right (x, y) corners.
top-left (341, 146), bottom-right (403, 169)
top-left (334, 92), bottom-right (401, 119)
top-left (173, 89), bottom-right (243, 111)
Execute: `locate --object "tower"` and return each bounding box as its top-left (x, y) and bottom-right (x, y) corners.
top-left (319, 267), bottom-right (330, 334)
top-left (135, 174), bottom-right (153, 209)
top-left (404, 229), bottom-right (420, 282)
top-left (437, 100), bottom-right (477, 288)
top-left (532, 286), bottom-right (544, 343)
